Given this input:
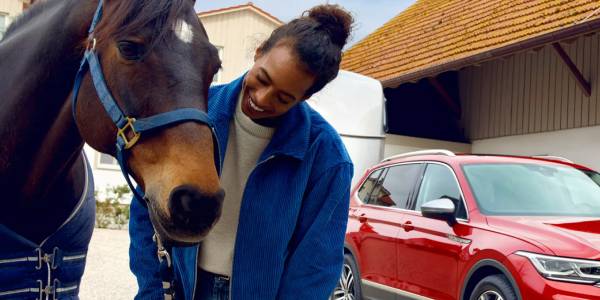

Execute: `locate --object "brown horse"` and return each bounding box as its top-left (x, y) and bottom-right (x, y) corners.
top-left (0, 0), bottom-right (224, 246)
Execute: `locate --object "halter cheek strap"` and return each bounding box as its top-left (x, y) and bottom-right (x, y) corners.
top-left (71, 1), bottom-right (220, 298)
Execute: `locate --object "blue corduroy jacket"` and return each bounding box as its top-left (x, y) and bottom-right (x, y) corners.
top-left (129, 75), bottom-right (353, 300)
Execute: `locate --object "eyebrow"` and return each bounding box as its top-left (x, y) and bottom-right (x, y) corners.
top-left (259, 67), bottom-right (298, 102)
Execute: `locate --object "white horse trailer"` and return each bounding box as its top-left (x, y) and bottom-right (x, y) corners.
top-left (307, 70), bottom-right (386, 186)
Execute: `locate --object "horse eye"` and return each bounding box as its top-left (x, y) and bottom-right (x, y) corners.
top-left (117, 41), bottom-right (145, 61)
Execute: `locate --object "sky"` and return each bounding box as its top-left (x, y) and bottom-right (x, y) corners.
top-left (194, 1), bottom-right (417, 47)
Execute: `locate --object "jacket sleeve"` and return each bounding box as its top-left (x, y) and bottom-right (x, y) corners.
top-left (277, 162), bottom-right (353, 299)
top-left (129, 197), bottom-right (164, 300)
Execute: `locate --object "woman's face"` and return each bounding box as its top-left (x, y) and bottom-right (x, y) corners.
top-left (242, 45), bottom-right (316, 120)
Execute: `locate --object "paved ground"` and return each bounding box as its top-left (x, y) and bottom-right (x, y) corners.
top-left (80, 228), bottom-right (137, 300)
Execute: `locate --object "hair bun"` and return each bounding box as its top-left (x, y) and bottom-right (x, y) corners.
top-left (307, 4), bottom-right (353, 48)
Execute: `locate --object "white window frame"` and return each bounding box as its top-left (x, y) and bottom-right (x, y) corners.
top-left (96, 152), bottom-right (120, 170)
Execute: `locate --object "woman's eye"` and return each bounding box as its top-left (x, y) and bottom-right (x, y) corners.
top-left (257, 76), bottom-right (268, 85)
top-left (117, 41), bottom-right (145, 61)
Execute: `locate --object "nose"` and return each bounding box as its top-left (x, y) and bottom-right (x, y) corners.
top-left (169, 185), bottom-right (225, 230)
top-left (255, 87), bottom-right (277, 108)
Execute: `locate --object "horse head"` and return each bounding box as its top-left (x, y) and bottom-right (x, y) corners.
top-left (74, 0), bottom-right (224, 244)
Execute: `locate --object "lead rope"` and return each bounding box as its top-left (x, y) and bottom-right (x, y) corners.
top-left (153, 232), bottom-right (177, 300)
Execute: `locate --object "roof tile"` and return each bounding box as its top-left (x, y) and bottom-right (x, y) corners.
top-left (341, 0), bottom-right (600, 84)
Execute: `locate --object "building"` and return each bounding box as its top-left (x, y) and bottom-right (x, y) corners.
top-left (0, 0), bottom-right (32, 40)
top-left (198, 3), bottom-right (283, 84)
top-left (342, 0), bottom-right (600, 170)
top-left (85, 3), bottom-right (283, 194)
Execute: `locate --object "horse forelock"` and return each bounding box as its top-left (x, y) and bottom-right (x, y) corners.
top-left (94, 0), bottom-right (189, 48)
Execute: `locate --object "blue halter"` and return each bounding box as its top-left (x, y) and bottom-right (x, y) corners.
top-left (72, 0), bottom-right (220, 203)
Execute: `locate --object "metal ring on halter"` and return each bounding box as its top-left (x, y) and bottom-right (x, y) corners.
top-left (157, 248), bottom-right (172, 268)
top-left (87, 38), bottom-right (97, 51)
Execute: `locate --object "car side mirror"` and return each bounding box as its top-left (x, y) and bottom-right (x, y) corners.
top-left (421, 198), bottom-right (457, 226)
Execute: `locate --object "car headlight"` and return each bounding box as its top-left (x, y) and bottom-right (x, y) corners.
top-left (516, 251), bottom-right (600, 285)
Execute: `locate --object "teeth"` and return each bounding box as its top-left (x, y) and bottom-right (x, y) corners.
top-left (249, 96), bottom-right (265, 112)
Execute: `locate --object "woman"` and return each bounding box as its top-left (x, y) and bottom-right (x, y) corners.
top-left (130, 4), bottom-right (354, 299)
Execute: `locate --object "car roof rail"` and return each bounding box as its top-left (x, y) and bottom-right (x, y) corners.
top-left (531, 155), bottom-right (574, 164)
top-left (381, 149), bottom-right (456, 162)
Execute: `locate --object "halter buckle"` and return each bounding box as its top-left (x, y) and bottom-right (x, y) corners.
top-left (117, 117), bottom-right (141, 149)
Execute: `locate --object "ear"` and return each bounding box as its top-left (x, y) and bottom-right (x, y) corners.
top-left (254, 47), bottom-right (263, 62)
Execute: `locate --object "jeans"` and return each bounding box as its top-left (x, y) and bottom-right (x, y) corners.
top-left (195, 269), bottom-right (230, 300)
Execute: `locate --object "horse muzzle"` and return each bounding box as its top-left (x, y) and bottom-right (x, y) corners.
top-left (148, 185), bottom-right (224, 245)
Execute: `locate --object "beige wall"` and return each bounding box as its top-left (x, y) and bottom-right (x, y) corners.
top-left (0, 0), bottom-right (23, 39)
top-left (0, 0), bottom-right (22, 17)
top-left (384, 134), bottom-right (472, 158)
top-left (472, 125), bottom-right (600, 171)
top-left (459, 33), bottom-right (600, 140)
top-left (200, 9), bottom-right (280, 84)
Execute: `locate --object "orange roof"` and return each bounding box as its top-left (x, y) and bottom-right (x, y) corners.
top-left (342, 0), bottom-right (600, 87)
top-left (198, 2), bottom-right (284, 26)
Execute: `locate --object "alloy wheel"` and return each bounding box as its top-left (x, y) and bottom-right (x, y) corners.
top-left (478, 290), bottom-right (504, 300)
top-left (331, 263), bottom-right (356, 300)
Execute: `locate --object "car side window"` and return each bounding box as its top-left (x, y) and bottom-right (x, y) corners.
top-left (357, 169), bottom-right (382, 201)
top-left (365, 164), bottom-right (423, 209)
top-left (415, 164), bottom-right (467, 219)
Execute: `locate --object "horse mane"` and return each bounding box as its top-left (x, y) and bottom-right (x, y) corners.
top-left (94, 0), bottom-right (187, 48)
top-left (4, 0), bottom-right (188, 47)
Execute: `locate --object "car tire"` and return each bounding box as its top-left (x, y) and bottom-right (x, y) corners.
top-left (330, 253), bottom-right (362, 300)
top-left (469, 274), bottom-right (517, 300)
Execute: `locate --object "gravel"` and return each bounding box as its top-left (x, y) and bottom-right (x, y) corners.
top-left (79, 228), bottom-right (137, 300)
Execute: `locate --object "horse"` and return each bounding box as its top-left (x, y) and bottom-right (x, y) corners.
top-left (0, 0), bottom-right (224, 297)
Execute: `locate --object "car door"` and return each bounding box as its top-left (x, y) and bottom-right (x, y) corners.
top-left (352, 163), bottom-right (424, 300)
top-left (395, 163), bottom-right (470, 300)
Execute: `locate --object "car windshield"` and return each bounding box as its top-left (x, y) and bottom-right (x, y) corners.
top-left (462, 163), bottom-right (600, 216)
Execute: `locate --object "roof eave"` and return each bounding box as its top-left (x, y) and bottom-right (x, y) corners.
top-left (198, 5), bottom-right (283, 26)
top-left (382, 17), bottom-right (600, 88)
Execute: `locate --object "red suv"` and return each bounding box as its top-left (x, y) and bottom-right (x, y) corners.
top-left (332, 150), bottom-right (600, 300)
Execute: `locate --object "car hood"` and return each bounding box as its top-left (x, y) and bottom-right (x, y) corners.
top-left (486, 216), bottom-right (600, 259)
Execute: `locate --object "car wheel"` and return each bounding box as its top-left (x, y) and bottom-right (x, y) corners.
top-left (331, 253), bottom-right (362, 300)
top-left (469, 274), bottom-right (517, 300)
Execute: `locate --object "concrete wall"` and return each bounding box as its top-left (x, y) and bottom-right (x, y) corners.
top-left (472, 125), bottom-right (600, 171)
top-left (200, 9), bottom-right (279, 83)
top-left (384, 134), bottom-right (472, 158)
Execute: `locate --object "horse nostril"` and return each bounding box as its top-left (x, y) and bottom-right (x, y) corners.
top-left (169, 185), bottom-right (224, 229)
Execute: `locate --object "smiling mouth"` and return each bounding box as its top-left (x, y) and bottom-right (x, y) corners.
top-left (248, 94), bottom-right (265, 112)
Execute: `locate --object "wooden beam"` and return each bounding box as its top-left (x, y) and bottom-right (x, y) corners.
top-left (552, 42), bottom-right (591, 97)
top-left (428, 77), bottom-right (462, 119)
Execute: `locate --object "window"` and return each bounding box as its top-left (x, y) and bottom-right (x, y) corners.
top-left (97, 153), bottom-right (120, 170)
top-left (0, 14), bottom-right (8, 41)
top-left (212, 46), bottom-right (224, 84)
top-left (365, 164), bottom-right (423, 209)
top-left (415, 163), bottom-right (467, 219)
top-left (463, 163), bottom-right (600, 217)
top-left (357, 169), bottom-right (382, 201)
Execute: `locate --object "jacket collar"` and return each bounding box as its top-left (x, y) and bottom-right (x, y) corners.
top-left (209, 74), bottom-right (310, 161)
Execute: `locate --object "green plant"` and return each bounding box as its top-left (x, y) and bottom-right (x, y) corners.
top-left (95, 184), bottom-right (131, 229)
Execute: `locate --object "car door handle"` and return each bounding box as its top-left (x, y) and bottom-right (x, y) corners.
top-left (402, 221), bottom-right (414, 232)
top-left (357, 213), bottom-right (367, 223)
